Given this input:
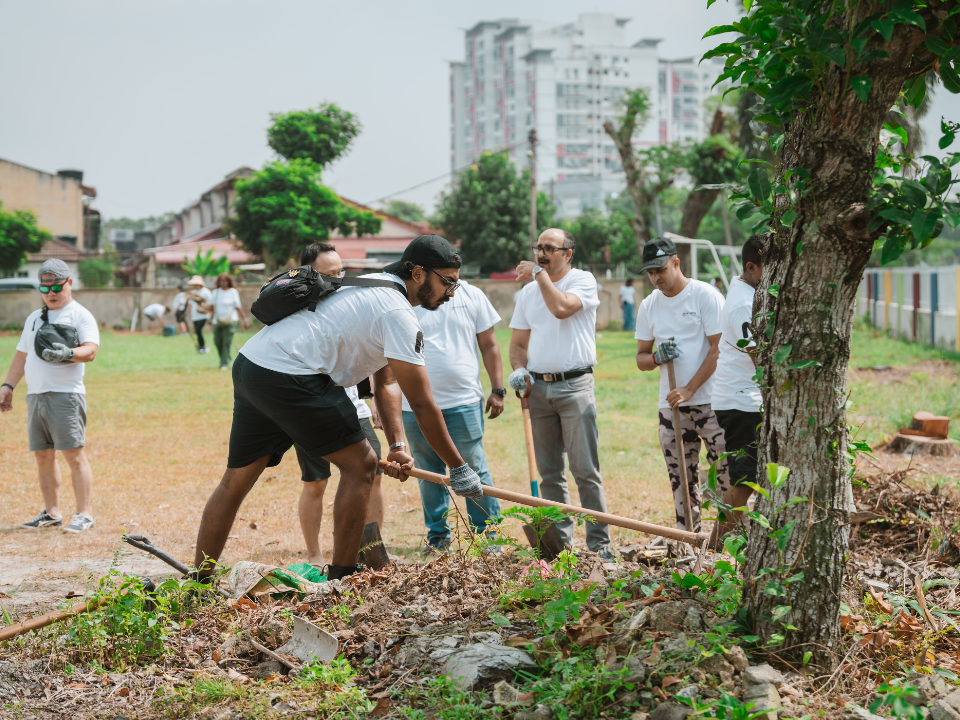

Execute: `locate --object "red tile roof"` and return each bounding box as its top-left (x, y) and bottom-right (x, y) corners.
top-left (28, 237), bottom-right (98, 263)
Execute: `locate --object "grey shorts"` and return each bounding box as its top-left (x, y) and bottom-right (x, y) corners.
top-left (26, 392), bottom-right (87, 451)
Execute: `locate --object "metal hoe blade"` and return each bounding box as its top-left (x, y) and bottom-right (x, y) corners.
top-left (276, 615), bottom-right (339, 665)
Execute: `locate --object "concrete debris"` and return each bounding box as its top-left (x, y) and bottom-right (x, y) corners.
top-left (443, 643), bottom-right (536, 689)
top-left (743, 663), bottom-right (784, 688)
top-left (743, 682), bottom-right (781, 720)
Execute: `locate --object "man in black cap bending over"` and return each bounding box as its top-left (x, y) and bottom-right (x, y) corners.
top-left (193, 235), bottom-right (483, 581)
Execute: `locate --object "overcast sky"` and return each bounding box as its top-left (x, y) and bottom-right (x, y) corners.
top-left (2, 1), bottom-right (958, 221)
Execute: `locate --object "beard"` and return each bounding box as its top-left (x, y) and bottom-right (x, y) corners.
top-left (418, 282), bottom-right (449, 311)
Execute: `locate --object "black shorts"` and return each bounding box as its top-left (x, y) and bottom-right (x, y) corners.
top-left (175, 309), bottom-right (186, 323)
top-left (714, 409), bottom-right (762, 486)
top-left (227, 353), bottom-right (367, 469)
top-left (297, 416), bottom-right (383, 482)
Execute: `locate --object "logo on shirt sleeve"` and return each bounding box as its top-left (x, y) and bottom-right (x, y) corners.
top-left (415, 331), bottom-right (424, 354)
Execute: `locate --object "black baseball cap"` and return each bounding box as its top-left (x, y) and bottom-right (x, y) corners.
top-left (639, 236), bottom-right (678, 273)
top-left (384, 234), bottom-right (461, 274)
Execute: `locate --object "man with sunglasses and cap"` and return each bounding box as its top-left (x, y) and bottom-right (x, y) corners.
top-left (193, 234), bottom-right (487, 582)
top-left (508, 228), bottom-right (614, 562)
top-left (1, 259), bottom-right (100, 533)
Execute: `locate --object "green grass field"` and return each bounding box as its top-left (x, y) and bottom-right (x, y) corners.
top-left (0, 321), bottom-right (956, 571)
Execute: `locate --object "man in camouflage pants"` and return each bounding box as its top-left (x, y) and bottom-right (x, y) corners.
top-left (633, 237), bottom-right (729, 532)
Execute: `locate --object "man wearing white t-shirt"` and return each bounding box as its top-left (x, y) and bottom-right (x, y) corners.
top-left (634, 237), bottom-right (728, 533)
top-left (509, 228), bottom-right (612, 560)
top-left (709, 235), bottom-right (765, 546)
top-left (0, 259), bottom-right (101, 533)
top-left (142, 303), bottom-right (168, 334)
top-left (619, 278), bottom-right (637, 332)
top-left (402, 279), bottom-right (504, 554)
top-left (193, 235), bottom-right (485, 582)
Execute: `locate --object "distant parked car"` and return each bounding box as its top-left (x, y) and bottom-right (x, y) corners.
top-left (0, 278), bottom-right (40, 291)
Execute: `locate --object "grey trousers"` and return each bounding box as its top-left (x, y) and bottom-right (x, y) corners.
top-left (528, 373), bottom-right (610, 551)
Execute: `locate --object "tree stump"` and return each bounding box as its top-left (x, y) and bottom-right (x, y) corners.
top-left (885, 412), bottom-right (956, 456)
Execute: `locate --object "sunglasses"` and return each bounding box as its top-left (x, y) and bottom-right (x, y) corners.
top-left (39, 284), bottom-right (66, 294)
top-left (428, 268), bottom-right (460, 294)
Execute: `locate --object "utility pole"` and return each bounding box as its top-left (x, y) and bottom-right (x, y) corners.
top-left (528, 128), bottom-right (538, 246)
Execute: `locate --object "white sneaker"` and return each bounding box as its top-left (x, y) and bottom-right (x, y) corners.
top-left (63, 513), bottom-right (95, 533)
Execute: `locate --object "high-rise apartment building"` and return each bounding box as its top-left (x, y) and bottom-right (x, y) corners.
top-left (449, 14), bottom-right (723, 217)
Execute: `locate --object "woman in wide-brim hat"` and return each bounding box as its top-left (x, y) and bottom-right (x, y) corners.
top-left (184, 276), bottom-right (212, 354)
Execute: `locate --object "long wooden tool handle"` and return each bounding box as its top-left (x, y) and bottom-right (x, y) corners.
top-left (666, 360), bottom-right (696, 533)
top-left (520, 399), bottom-right (540, 498)
top-left (379, 460), bottom-right (704, 545)
top-left (0, 598), bottom-right (110, 642)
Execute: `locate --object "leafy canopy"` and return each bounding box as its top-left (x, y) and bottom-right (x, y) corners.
top-left (229, 160), bottom-right (381, 266)
top-left (382, 199), bottom-right (426, 223)
top-left (0, 201), bottom-right (50, 275)
top-left (267, 103), bottom-right (360, 169)
top-left (703, 0), bottom-right (960, 263)
top-left (433, 152), bottom-right (554, 270)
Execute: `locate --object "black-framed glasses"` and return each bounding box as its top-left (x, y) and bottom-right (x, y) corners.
top-left (428, 268), bottom-right (460, 294)
top-left (531, 244), bottom-right (568, 256)
top-left (39, 284), bottom-right (65, 294)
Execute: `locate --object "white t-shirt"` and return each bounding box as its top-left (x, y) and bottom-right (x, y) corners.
top-left (143, 303), bottom-right (166, 319)
top-left (173, 292), bottom-right (187, 313)
top-left (401, 280), bottom-right (501, 412)
top-left (635, 278), bottom-right (724, 408)
top-left (239, 273), bottom-right (424, 388)
top-left (188, 287), bottom-right (212, 321)
top-left (711, 277), bottom-right (762, 412)
top-left (619, 285), bottom-right (636, 306)
top-left (211, 287), bottom-right (242, 324)
top-left (346, 385), bottom-right (372, 420)
top-left (509, 269), bottom-right (600, 373)
top-left (16, 301), bottom-right (100, 395)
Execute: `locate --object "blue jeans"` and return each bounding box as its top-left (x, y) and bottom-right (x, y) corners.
top-left (402, 402), bottom-right (501, 548)
top-left (622, 302), bottom-right (635, 331)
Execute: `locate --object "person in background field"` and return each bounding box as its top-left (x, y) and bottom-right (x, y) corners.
top-left (0, 259), bottom-right (100, 533)
top-left (173, 285), bottom-right (190, 336)
top-left (142, 303), bottom-right (168, 334)
top-left (634, 236), bottom-right (729, 533)
top-left (401, 277), bottom-right (504, 555)
top-left (619, 278), bottom-right (636, 331)
top-left (509, 228), bottom-right (614, 562)
top-left (185, 276), bottom-right (212, 354)
top-left (203, 273), bottom-right (249, 370)
top-left (292, 243), bottom-right (385, 566)
top-left (708, 235), bottom-right (765, 548)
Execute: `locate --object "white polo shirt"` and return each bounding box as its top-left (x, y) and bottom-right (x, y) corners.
top-left (401, 280), bottom-right (501, 412)
top-left (509, 269), bottom-right (600, 373)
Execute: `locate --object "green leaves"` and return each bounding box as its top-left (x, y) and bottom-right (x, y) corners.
top-left (703, 24), bottom-right (737, 39)
top-left (774, 344), bottom-right (793, 365)
top-left (785, 360), bottom-right (822, 370)
top-left (766, 463), bottom-right (790, 489)
top-left (883, 121), bottom-right (909, 148)
top-left (888, 0), bottom-right (926, 33)
top-left (767, 284), bottom-right (780, 298)
top-left (869, 17), bottom-right (895, 43)
top-left (780, 209), bottom-right (797, 227)
top-left (765, 75), bottom-right (813, 107)
top-left (851, 75), bottom-right (872, 103)
top-left (770, 519), bottom-right (798, 552)
top-left (942, 119), bottom-right (959, 150)
top-left (941, 47), bottom-right (960, 95)
top-left (748, 168), bottom-right (772, 202)
top-left (911, 209), bottom-right (940, 243)
top-left (902, 73), bottom-right (928, 108)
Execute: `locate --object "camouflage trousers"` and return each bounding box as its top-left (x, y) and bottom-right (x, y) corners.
top-left (657, 404), bottom-right (729, 533)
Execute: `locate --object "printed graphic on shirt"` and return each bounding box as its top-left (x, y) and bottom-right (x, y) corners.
top-left (415, 331), bottom-right (424, 354)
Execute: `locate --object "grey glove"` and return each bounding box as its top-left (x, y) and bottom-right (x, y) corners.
top-left (508, 368), bottom-right (534, 394)
top-left (42, 342), bottom-right (73, 363)
top-left (653, 337), bottom-right (679, 365)
top-left (449, 464), bottom-right (484, 499)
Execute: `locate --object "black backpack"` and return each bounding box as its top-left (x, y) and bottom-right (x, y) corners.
top-left (33, 306), bottom-right (80, 359)
top-left (251, 266), bottom-right (407, 326)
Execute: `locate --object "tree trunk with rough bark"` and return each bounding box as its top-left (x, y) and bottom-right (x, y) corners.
top-left (604, 118), bottom-right (654, 255)
top-left (744, 12), bottom-right (941, 668)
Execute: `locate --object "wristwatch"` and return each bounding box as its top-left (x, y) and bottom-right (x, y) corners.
top-left (491, 388), bottom-right (507, 398)
top-left (532, 266), bottom-right (543, 277)
top-left (389, 441), bottom-right (407, 451)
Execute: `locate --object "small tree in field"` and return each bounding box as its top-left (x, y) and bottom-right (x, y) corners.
top-left (704, 0), bottom-right (960, 667)
top-left (433, 152), bottom-right (554, 270)
top-left (0, 202), bottom-right (49, 275)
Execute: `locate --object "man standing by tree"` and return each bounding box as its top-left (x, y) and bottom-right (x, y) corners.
top-left (193, 235), bottom-right (486, 581)
top-left (0, 259), bottom-right (100, 533)
top-left (401, 278), bottom-right (505, 554)
top-left (708, 235), bottom-right (765, 548)
top-left (634, 237), bottom-right (727, 533)
top-left (509, 228), bottom-right (614, 561)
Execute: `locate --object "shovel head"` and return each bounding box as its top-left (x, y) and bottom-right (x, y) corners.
top-left (277, 615), bottom-right (339, 665)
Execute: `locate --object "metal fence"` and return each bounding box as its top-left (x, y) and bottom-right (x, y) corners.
top-left (857, 265), bottom-right (960, 351)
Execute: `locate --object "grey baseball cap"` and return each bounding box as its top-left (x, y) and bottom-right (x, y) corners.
top-left (38, 259), bottom-right (72, 281)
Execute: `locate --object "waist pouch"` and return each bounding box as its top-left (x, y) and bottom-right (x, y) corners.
top-left (252, 266), bottom-right (407, 326)
top-left (33, 307), bottom-right (80, 359)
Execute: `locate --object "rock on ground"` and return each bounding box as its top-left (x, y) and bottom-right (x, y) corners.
top-left (742, 664), bottom-right (784, 688)
top-left (743, 683), bottom-right (781, 720)
top-left (650, 702), bottom-right (693, 720)
top-left (443, 644), bottom-right (536, 689)
top-left (931, 689), bottom-right (960, 720)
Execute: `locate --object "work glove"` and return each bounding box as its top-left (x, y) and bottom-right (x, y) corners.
top-left (508, 368), bottom-right (534, 395)
top-left (42, 343), bottom-right (73, 363)
top-left (653, 337), bottom-right (679, 366)
top-left (449, 464), bottom-right (484, 500)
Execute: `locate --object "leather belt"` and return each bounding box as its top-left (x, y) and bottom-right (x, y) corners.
top-left (531, 367), bottom-right (593, 383)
